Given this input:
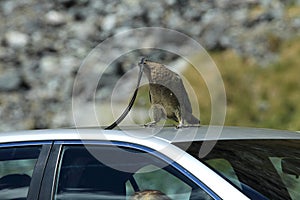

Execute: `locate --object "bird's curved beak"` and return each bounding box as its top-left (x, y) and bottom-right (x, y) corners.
top-left (139, 57), bottom-right (145, 66)
top-left (138, 57), bottom-right (146, 71)
top-left (137, 57), bottom-right (145, 78)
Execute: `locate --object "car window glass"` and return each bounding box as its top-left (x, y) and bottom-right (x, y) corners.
top-left (54, 145), bottom-right (214, 200)
top-left (127, 164), bottom-right (192, 199)
top-left (205, 158), bottom-right (241, 189)
top-left (0, 146), bottom-right (41, 200)
top-left (177, 139), bottom-right (300, 200)
top-left (270, 157), bottom-right (300, 200)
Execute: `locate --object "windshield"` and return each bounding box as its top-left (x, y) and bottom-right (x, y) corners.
top-left (175, 140), bottom-right (300, 200)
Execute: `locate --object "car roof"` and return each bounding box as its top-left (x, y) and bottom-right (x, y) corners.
top-left (0, 126), bottom-right (297, 200)
top-left (0, 126), bottom-right (299, 144)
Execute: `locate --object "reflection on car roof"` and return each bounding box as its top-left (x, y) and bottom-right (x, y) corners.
top-left (0, 126), bottom-right (299, 145)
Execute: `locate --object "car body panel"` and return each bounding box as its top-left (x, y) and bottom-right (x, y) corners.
top-left (1, 126), bottom-right (299, 145)
top-left (1, 126), bottom-right (299, 199)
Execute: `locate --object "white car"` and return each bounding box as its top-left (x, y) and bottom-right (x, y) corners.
top-left (0, 126), bottom-right (299, 200)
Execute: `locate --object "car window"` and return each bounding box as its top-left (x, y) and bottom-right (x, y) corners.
top-left (176, 140), bottom-right (300, 200)
top-left (127, 164), bottom-right (192, 199)
top-left (53, 145), bottom-right (214, 200)
top-left (0, 145), bottom-right (41, 200)
top-left (270, 157), bottom-right (300, 200)
top-left (126, 164), bottom-right (212, 200)
top-left (205, 158), bottom-right (241, 189)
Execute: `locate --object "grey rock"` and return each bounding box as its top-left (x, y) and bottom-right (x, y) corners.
top-left (0, 93), bottom-right (34, 131)
top-left (201, 10), bottom-right (229, 49)
top-left (0, 67), bottom-right (21, 91)
top-left (39, 55), bottom-right (60, 74)
top-left (60, 56), bottom-right (79, 74)
top-left (0, 46), bottom-right (7, 60)
top-left (292, 17), bottom-right (300, 29)
top-left (102, 14), bottom-right (117, 32)
top-left (0, 1), bottom-right (33, 16)
top-left (4, 31), bottom-right (29, 48)
top-left (45, 10), bottom-right (67, 26)
top-left (1, 1), bottom-right (17, 16)
top-left (68, 19), bottom-right (97, 40)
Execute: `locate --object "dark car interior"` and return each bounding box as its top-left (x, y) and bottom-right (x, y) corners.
top-left (57, 152), bottom-right (130, 197)
top-left (0, 146), bottom-right (41, 200)
top-left (55, 145), bottom-right (213, 200)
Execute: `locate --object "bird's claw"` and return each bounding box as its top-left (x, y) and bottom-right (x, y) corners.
top-left (175, 122), bottom-right (184, 129)
top-left (144, 121), bottom-right (157, 127)
top-left (176, 123), bottom-right (192, 129)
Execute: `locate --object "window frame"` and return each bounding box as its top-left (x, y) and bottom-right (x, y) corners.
top-left (39, 140), bottom-right (220, 200)
top-left (0, 141), bottom-right (52, 200)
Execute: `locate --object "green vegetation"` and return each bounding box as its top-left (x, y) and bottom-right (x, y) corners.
top-left (185, 36), bottom-right (300, 131)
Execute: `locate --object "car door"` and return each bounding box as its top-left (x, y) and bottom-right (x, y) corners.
top-left (0, 141), bottom-right (52, 200)
top-left (39, 140), bottom-right (219, 200)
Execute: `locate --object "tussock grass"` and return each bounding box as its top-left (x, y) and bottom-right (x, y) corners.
top-left (184, 36), bottom-right (300, 131)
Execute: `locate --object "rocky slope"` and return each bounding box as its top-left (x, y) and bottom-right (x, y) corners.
top-left (0, 0), bottom-right (299, 131)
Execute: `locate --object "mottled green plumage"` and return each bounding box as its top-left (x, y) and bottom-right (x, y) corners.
top-left (140, 59), bottom-right (200, 127)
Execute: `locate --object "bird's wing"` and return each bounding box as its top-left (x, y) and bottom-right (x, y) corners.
top-left (170, 74), bottom-right (193, 113)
